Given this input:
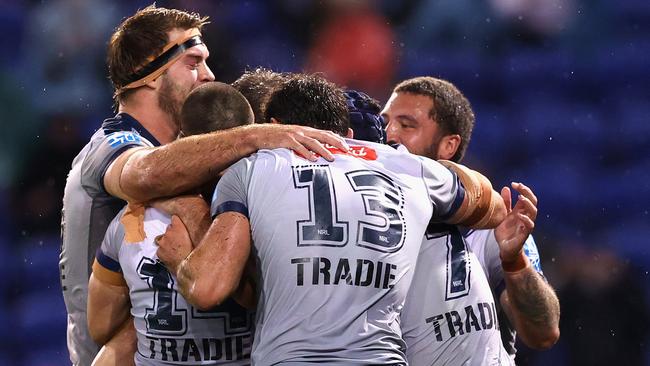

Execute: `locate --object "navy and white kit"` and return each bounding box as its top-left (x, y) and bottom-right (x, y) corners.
top-left (211, 139), bottom-right (466, 365)
top-left (95, 207), bottom-right (254, 365)
top-left (60, 113), bottom-right (158, 365)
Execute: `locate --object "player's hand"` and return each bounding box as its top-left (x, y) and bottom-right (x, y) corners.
top-left (247, 124), bottom-right (349, 162)
top-left (156, 215), bottom-right (193, 275)
top-left (495, 182), bottom-right (538, 263)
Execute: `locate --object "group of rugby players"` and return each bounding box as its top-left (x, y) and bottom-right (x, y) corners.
top-left (60, 5), bottom-right (560, 366)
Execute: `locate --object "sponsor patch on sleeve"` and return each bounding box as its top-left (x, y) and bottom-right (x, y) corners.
top-left (523, 235), bottom-right (544, 274)
top-left (107, 131), bottom-right (142, 148)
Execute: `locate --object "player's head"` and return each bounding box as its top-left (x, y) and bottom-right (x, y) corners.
top-left (107, 5), bottom-right (215, 122)
top-left (180, 81), bottom-right (254, 137)
top-left (232, 68), bottom-right (291, 123)
top-left (381, 76), bottom-right (474, 162)
top-left (265, 74), bottom-right (350, 137)
top-left (344, 90), bottom-right (386, 144)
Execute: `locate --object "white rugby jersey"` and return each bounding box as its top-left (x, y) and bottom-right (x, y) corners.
top-left (465, 229), bottom-right (545, 358)
top-left (211, 139), bottom-right (466, 365)
top-left (97, 208), bottom-right (254, 365)
top-left (402, 224), bottom-right (514, 366)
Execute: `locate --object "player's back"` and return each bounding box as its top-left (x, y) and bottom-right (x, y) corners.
top-left (401, 225), bottom-right (514, 366)
top-left (100, 207), bottom-right (254, 365)
top-left (216, 139), bottom-right (462, 364)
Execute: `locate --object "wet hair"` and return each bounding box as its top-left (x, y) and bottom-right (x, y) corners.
top-left (107, 5), bottom-right (209, 105)
top-left (180, 82), bottom-right (254, 136)
top-left (231, 68), bottom-right (291, 123)
top-left (394, 76), bottom-right (474, 162)
top-left (265, 74), bottom-right (349, 136)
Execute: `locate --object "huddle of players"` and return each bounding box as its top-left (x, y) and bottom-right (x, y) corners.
top-left (87, 70), bottom-right (553, 365)
top-left (64, 5), bottom-right (559, 366)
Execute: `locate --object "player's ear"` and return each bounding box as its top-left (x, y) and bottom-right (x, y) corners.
top-left (270, 117), bottom-right (281, 125)
top-left (437, 134), bottom-right (461, 161)
top-left (346, 128), bottom-right (354, 139)
top-left (145, 76), bottom-right (162, 90)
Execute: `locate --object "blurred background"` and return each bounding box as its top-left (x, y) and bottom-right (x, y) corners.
top-left (0, 0), bottom-right (648, 365)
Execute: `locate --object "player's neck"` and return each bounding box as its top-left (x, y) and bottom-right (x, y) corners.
top-left (118, 98), bottom-right (178, 144)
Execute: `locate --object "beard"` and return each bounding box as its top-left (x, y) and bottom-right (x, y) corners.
top-left (425, 137), bottom-right (442, 160)
top-left (157, 74), bottom-right (192, 132)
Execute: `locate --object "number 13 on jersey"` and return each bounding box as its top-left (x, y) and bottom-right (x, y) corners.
top-left (292, 165), bottom-right (406, 253)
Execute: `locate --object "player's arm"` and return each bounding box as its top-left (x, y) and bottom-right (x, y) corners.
top-left (104, 124), bottom-right (349, 203)
top-left (87, 267), bottom-right (130, 345)
top-left (438, 160), bottom-right (507, 229)
top-left (151, 195), bottom-right (212, 246)
top-left (495, 183), bottom-right (560, 349)
top-left (91, 319), bottom-right (136, 366)
top-left (158, 211), bottom-right (252, 310)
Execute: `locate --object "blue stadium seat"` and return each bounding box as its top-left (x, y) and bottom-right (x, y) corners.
top-left (17, 235), bottom-right (62, 294)
top-left (19, 343), bottom-right (69, 366)
top-left (225, 0), bottom-right (273, 37)
top-left (14, 289), bottom-right (67, 347)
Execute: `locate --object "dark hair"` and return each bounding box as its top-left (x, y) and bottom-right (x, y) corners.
top-left (107, 5), bottom-right (209, 105)
top-left (180, 82), bottom-right (254, 136)
top-left (394, 77), bottom-right (474, 162)
top-left (231, 68), bottom-right (291, 123)
top-left (344, 90), bottom-right (386, 144)
top-left (265, 74), bottom-right (349, 136)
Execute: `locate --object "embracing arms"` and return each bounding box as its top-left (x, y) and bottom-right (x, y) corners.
top-left (105, 124), bottom-right (348, 202)
top-left (440, 160), bottom-right (507, 230)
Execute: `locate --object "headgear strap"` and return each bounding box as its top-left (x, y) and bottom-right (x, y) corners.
top-left (119, 28), bottom-right (203, 92)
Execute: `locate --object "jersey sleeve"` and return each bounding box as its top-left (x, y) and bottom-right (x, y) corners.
top-left (522, 235), bottom-right (545, 276)
top-left (210, 155), bottom-right (257, 218)
top-left (92, 213), bottom-right (127, 286)
top-left (81, 131), bottom-right (152, 196)
top-left (419, 157), bottom-right (465, 222)
top-left (469, 230), bottom-right (546, 298)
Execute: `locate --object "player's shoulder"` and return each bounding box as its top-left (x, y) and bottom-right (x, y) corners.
top-left (97, 114), bottom-right (155, 147)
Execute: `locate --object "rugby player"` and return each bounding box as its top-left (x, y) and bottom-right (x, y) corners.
top-left (156, 74), bottom-right (507, 364)
top-left (381, 76), bottom-right (560, 364)
top-left (60, 6), bottom-right (347, 365)
top-left (88, 82), bottom-right (256, 365)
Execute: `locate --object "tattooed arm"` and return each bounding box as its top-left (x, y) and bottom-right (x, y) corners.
top-left (500, 267), bottom-right (560, 349)
top-left (496, 183), bottom-right (560, 349)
